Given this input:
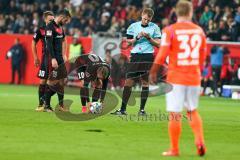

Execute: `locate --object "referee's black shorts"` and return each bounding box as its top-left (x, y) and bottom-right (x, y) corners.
top-left (126, 53), bottom-right (154, 81)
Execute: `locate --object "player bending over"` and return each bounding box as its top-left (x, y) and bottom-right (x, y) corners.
top-left (150, 0), bottom-right (207, 157)
top-left (74, 54), bottom-right (110, 113)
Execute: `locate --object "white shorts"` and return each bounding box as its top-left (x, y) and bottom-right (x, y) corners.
top-left (166, 84), bottom-right (201, 112)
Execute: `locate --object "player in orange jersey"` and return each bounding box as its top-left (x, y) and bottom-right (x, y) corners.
top-left (150, 0), bottom-right (207, 157)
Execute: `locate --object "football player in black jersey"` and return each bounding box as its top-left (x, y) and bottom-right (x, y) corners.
top-left (32, 11), bottom-right (54, 111)
top-left (44, 9), bottom-right (71, 112)
top-left (74, 54), bottom-right (110, 113)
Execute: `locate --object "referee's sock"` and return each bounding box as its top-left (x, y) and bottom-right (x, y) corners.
top-left (140, 86), bottom-right (149, 111)
top-left (120, 86), bottom-right (132, 111)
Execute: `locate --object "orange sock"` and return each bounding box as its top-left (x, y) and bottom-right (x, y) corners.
top-left (168, 112), bottom-right (182, 152)
top-left (187, 110), bottom-right (205, 145)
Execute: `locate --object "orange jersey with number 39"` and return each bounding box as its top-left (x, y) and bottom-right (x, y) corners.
top-left (154, 21), bottom-right (207, 86)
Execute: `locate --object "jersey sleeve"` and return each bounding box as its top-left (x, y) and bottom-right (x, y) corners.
top-left (153, 25), bottom-right (161, 39)
top-left (45, 23), bottom-right (55, 58)
top-left (126, 23), bottom-right (134, 38)
top-left (33, 28), bottom-right (42, 43)
top-left (154, 27), bottom-right (171, 65)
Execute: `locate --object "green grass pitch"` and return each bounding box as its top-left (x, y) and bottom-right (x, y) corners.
top-left (0, 84), bottom-right (240, 160)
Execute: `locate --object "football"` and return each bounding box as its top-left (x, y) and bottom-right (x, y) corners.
top-left (89, 102), bottom-right (103, 114)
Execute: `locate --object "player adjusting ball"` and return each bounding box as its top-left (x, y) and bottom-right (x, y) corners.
top-left (89, 102), bottom-right (103, 114)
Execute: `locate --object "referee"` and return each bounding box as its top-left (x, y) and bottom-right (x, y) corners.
top-left (111, 8), bottom-right (161, 115)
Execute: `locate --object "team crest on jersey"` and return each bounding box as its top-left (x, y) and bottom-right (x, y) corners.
top-left (46, 30), bottom-right (52, 36)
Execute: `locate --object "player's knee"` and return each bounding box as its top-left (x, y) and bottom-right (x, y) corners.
top-left (168, 112), bottom-right (182, 121)
top-left (39, 79), bottom-right (47, 85)
top-left (47, 80), bottom-right (58, 86)
top-left (125, 79), bottom-right (134, 87)
top-left (141, 80), bottom-right (149, 87)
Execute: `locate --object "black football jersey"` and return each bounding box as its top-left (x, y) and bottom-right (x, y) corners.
top-left (75, 54), bottom-right (110, 82)
top-left (33, 26), bottom-right (47, 55)
top-left (45, 20), bottom-right (65, 58)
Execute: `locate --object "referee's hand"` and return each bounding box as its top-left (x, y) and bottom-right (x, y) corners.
top-left (142, 32), bottom-right (151, 40)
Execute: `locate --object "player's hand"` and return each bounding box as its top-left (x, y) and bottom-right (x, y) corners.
top-left (63, 55), bottom-right (67, 62)
top-left (34, 58), bottom-right (40, 67)
top-left (52, 58), bottom-right (58, 69)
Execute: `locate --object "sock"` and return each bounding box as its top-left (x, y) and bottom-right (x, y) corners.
top-left (92, 88), bottom-right (101, 102)
top-left (38, 84), bottom-right (46, 106)
top-left (203, 81), bottom-right (207, 94)
top-left (80, 87), bottom-right (90, 106)
top-left (57, 84), bottom-right (64, 106)
top-left (140, 87), bottom-right (149, 110)
top-left (45, 84), bottom-right (56, 107)
top-left (187, 110), bottom-right (205, 145)
top-left (120, 86), bottom-right (132, 111)
top-left (168, 112), bottom-right (182, 152)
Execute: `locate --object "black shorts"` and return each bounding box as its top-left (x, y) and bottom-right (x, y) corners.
top-left (126, 54), bottom-right (154, 81)
top-left (38, 53), bottom-right (50, 79)
top-left (48, 56), bottom-right (67, 80)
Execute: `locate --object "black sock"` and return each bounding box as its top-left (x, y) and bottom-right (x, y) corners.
top-left (203, 81), bottom-right (207, 94)
top-left (57, 85), bottom-right (64, 106)
top-left (92, 88), bottom-right (101, 102)
top-left (120, 86), bottom-right (132, 111)
top-left (140, 87), bottom-right (149, 111)
top-left (38, 84), bottom-right (46, 105)
top-left (45, 84), bottom-right (56, 107)
top-left (80, 87), bottom-right (90, 106)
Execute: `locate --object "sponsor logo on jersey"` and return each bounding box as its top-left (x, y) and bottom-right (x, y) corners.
top-left (46, 30), bottom-right (52, 36)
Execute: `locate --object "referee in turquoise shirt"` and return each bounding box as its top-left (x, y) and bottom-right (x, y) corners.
top-left (112, 8), bottom-right (161, 115)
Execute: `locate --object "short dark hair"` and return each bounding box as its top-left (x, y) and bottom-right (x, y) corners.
top-left (43, 11), bottom-right (54, 19)
top-left (142, 8), bottom-right (154, 18)
top-left (57, 8), bottom-right (71, 18)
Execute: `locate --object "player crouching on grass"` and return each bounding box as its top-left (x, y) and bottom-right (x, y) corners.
top-left (43, 9), bottom-right (71, 112)
top-left (150, 0), bottom-right (206, 157)
top-left (74, 54), bottom-right (110, 113)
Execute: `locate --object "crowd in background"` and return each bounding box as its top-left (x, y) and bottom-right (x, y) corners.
top-left (201, 46), bottom-right (240, 97)
top-left (1, 0), bottom-right (240, 41)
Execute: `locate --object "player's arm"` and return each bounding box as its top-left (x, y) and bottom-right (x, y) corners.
top-left (126, 24), bottom-right (137, 45)
top-left (146, 36), bottom-right (160, 47)
top-left (62, 32), bottom-right (67, 62)
top-left (143, 25), bottom-right (161, 47)
top-left (99, 78), bottom-right (109, 103)
top-left (150, 28), bottom-right (171, 83)
top-left (45, 23), bottom-right (58, 68)
top-left (32, 29), bottom-right (41, 67)
top-left (199, 33), bottom-right (207, 67)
